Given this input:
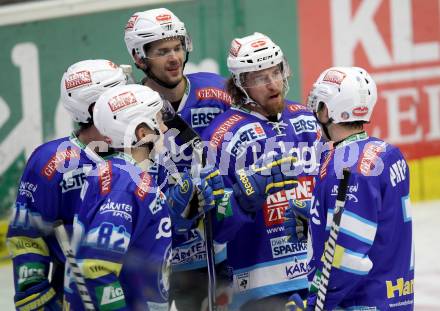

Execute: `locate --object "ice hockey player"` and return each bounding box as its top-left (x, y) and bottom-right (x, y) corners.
top-left (202, 32), bottom-right (321, 310)
top-left (6, 59), bottom-right (128, 311)
top-left (64, 83), bottom-right (221, 310)
top-left (124, 8), bottom-right (233, 310)
top-left (298, 66), bottom-right (413, 310)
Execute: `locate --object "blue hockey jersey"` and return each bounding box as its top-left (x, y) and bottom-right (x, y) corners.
top-left (308, 133), bottom-right (414, 310)
top-left (7, 133), bottom-right (103, 301)
top-left (64, 153), bottom-right (172, 311)
top-left (202, 103), bottom-right (321, 309)
top-left (159, 72), bottom-right (232, 271)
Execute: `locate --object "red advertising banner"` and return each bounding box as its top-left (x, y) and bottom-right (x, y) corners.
top-left (298, 0), bottom-right (440, 160)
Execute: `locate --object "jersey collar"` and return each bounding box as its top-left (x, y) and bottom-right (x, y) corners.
top-left (112, 151), bottom-right (154, 172)
top-left (231, 106), bottom-right (282, 121)
top-left (69, 132), bottom-right (104, 163)
top-left (335, 131), bottom-right (369, 148)
top-left (113, 151), bottom-right (137, 165)
top-left (176, 75), bottom-right (191, 113)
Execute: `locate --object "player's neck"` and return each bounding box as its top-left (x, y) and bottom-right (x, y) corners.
top-left (329, 125), bottom-right (364, 143)
top-left (144, 76), bottom-right (186, 103)
top-left (77, 126), bottom-right (103, 150)
top-left (248, 104), bottom-right (266, 116)
top-left (126, 147), bottom-right (151, 171)
top-left (246, 104), bottom-right (280, 120)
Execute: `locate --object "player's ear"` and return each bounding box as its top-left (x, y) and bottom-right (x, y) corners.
top-left (135, 123), bottom-right (155, 141)
top-left (135, 124), bottom-right (147, 140)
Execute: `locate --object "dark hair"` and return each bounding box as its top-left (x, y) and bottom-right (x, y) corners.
top-left (77, 122), bottom-right (93, 132)
top-left (76, 104), bottom-right (94, 133)
top-left (339, 121), bottom-right (366, 130)
top-left (226, 77), bottom-right (247, 106)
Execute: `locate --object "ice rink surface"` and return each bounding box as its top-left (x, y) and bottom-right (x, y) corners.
top-left (0, 200), bottom-right (439, 310)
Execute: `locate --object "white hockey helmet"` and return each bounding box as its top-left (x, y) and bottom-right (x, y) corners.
top-left (227, 32), bottom-right (290, 105)
top-left (307, 67), bottom-right (377, 123)
top-left (60, 59), bottom-right (128, 123)
top-left (93, 84), bottom-right (164, 148)
top-left (124, 8), bottom-right (192, 62)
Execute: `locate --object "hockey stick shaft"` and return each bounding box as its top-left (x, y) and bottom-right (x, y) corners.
top-left (53, 220), bottom-right (95, 311)
top-left (164, 115), bottom-right (217, 311)
top-left (315, 168), bottom-right (351, 311)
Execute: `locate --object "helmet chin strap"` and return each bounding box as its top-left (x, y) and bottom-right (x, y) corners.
top-left (236, 79), bottom-right (262, 109)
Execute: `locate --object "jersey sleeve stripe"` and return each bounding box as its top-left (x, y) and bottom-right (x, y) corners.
top-left (326, 210), bottom-right (377, 245)
top-left (330, 245), bottom-right (373, 275)
top-left (80, 259), bottom-right (123, 279)
top-left (7, 236), bottom-right (49, 257)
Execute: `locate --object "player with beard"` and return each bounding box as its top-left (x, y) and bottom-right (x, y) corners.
top-left (202, 33), bottom-right (321, 310)
top-left (124, 8), bottom-right (232, 311)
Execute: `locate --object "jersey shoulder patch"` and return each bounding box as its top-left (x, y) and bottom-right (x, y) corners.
top-left (98, 161), bottom-right (112, 195)
top-left (188, 72), bottom-right (231, 106)
top-left (135, 172), bottom-right (153, 201)
top-left (209, 113), bottom-right (246, 148)
top-left (286, 103), bottom-right (308, 113)
top-left (40, 145), bottom-right (81, 181)
top-left (357, 140), bottom-right (388, 176)
top-left (319, 148), bottom-right (335, 179)
top-left (194, 87), bottom-right (232, 106)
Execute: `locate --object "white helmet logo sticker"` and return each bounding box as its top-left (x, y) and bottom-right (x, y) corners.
top-left (250, 40), bottom-right (266, 48)
top-left (352, 106), bottom-right (369, 117)
top-left (125, 15), bottom-right (138, 31)
top-left (65, 70), bottom-right (92, 90)
top-left (323, 69), bottom-right (346, 85)
top-left (108, 91), bottom-right (138, 113)
top-left (229, 39), bottom-right (242, 57)
top-left (156, 14), bottom-right (172, 23)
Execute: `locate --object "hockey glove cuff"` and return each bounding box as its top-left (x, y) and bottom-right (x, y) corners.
top-left (14, 280), bottom-right (62, 311)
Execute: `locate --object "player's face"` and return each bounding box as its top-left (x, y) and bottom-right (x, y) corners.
top-left (245, 66), bottom-right (285, 116)
top-left (146, 38), bottom-right (185, 85)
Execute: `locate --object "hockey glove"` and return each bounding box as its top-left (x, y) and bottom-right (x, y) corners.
top-left (168, 168), bottom-right (225, 233)
top-left (285, 293), bottom-right (307, 311)
top-left (198, 167), bottom-right (225, 213)
top-left (167, 170), bottom-right (196, 234)
top-left (14, 280), bottom-right (62, 311)
top-left (233, 154), bottom-right (298, 213)
top-left (284, 199), bottom-right (310, 242)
